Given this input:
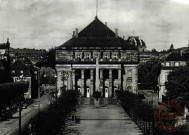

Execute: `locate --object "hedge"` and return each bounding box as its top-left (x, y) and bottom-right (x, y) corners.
top-left (0, 82), bottom-right (29, 105)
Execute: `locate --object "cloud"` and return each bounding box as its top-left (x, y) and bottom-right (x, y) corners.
top-left (0, 0), bottom-right (189, 50)
top-left (170, 0), bottom-right (189, 4)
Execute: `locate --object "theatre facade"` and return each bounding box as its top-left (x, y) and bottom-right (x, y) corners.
top-left (55, 17), bottom-right (139, 98)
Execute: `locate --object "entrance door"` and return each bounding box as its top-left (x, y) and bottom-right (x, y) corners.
top-left (105, 88), bottom-right (108, 98)
top-left (113, 87), bottom-right (117, 97)
top-left (78, 88), bottom-right (81, 93)
top-left (87, 88), bottom-right (90, 98)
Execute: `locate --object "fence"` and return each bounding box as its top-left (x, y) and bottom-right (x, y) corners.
top-left (116, 90), bottom-right (187, 135)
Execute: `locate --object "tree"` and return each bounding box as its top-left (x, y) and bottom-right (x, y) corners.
top-left (0, 60), bottom-right (13, 84)
top-left (138, 57), bottom-right (161, 90)
top-left (165, 66), bottom-right (189, 102)
top-left (39, 67), bottom-right (56, 84)
top-left (169, 44), bottom-right (174, 52)
top-left (151, 48), bottom-right (157, 53)
top-left (151, 48), bottom-right (159, 55)
top-left (36, 48), bottom-right (55, 69)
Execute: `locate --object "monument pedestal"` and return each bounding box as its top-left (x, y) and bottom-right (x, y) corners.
top-left (94, 99), bottom-right (100, 108)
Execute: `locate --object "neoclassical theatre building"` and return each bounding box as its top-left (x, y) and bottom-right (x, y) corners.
top-left (55, 17), bottom-right (139, 98)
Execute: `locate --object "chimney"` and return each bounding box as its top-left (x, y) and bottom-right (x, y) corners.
top-left (72, 31), bottom-right (75, 37)
top-left (105, 22), bottom-right (107, 26)
top-left (180, 49), bottom-right (183, 56)
top-left (75, 28), bottom-right (78, 38)
top-left (115, 28), bottom-right (118, 37)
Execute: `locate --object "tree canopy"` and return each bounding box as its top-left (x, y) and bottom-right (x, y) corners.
top-left (169, 44), bottom-right (174, 52)
top-left (165, 66), bottom-right (189, 102)
top-left (39, 67), bottom-right (56, 84)
top-left (0, 82), bottom-right (29, 105)
top-left (36, 47), bottom-right (55, 69)
top-left (138, 57), bottom-right (161, 90)
top-left (0, 60), bottom-right (13, 84)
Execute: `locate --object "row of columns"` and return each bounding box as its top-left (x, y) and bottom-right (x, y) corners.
top-left (61, 69), bottom-right (122, 97)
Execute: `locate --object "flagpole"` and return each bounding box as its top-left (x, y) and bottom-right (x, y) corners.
top-left (96, 0), bottom-right (98, 17)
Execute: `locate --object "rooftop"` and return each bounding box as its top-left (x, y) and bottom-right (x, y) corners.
top-left (58, 17), bottom-right (137, 50)
top-left (166, 52), bottom-right (189, 61)
top-left (78, 17), bottom-right (115, 37)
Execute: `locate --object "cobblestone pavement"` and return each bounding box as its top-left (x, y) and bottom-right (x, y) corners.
top-left (62, 104), bottom-right (143, 135)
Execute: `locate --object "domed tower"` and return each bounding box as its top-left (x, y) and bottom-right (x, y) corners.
top-left (127, 36), bottom-right (146, 52)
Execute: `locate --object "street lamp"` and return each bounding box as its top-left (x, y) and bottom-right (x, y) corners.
top-left (44, 74), bottom-right (47, 86)
top-left (34, 70), bottom-right (40, 112)
top-left (19, 74), bottom-right (24, 135)
top-left (54, 74), bottom-right (58, 105)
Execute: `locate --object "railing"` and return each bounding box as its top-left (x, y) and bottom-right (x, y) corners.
top-left (116, 90), bottom-right (187, 135)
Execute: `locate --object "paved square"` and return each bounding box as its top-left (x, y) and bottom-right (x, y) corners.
top-left (62, 105), bottom-right (143, 135)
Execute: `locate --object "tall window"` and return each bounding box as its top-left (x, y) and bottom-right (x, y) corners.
top-left (104, 54), bottom-right (109, 59)
top-left (85, 54), bottom-right (90, 59)
top-left (76, 54), bottom-right (81, 59)
top-left (113, 54), bottom-right (118, 59)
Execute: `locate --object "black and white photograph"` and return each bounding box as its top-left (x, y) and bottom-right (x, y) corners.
top-left (1, 0), bottom-right (189, 134)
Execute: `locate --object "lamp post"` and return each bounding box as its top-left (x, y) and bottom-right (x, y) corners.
top-left (34, 70), bottom-right (40, 112)
top-left (44, 74), bottom-right (47, 86)
top-left (19, 95), bottom-right (22, 135)
top-left (19, 74), bottom-right (23, 135)
top-left (54, 74), bottom-right (58, 105)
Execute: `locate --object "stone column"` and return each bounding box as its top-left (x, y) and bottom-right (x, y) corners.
top-left (96, 56), bottom-right (100, 91)
top-left (57, 70), bottom-right (63, 96)
top-left (118, 69), bottom-right (121, 90)
top-left (81, 69), bottom-right (84, 96)
top-left (68, 71), bottom-right (72, 90)
top-left (100, 69), bottom-right (103, 94)
top-left (63, 71), bottom-right (67, 90)
top-left (72, 70), bottom-right (75, 90)
top-left (90, 69), bottom-right (94, 96)
top-left (109, 69), bottom-right (112, 97)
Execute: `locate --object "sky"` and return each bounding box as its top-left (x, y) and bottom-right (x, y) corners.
top-left (0, 0), bottom-right (189, 51)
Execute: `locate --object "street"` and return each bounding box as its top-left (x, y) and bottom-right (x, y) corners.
top-left (0, 94), bottom-right (52, 135)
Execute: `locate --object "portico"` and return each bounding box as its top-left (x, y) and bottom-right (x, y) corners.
top-left (56, 64), bottom-right (122, 98)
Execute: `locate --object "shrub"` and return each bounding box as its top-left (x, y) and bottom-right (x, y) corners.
top-left (0, 82), bottom-right (29, 105)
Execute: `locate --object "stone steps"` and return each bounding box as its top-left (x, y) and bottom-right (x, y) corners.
top-left (79, 98), bottom-right (118, 105)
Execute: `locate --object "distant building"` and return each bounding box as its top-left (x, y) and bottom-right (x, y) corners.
top-left (174, 45), bottom-right (189, 53)
top-left (127, 36), bottom-right (156, 63)
top-left (10, 56), bottom-right (39, 98)
top-left (0, 38), bottom-right (12, 84)
top-left (56, 17), bottom-right (139, 97)
top-left (0, 38), bottom-right (10, 61)
top-left (158, 51), bottom-right (189, 101)
top-left (10, 48), bottom-right (47, 65)
top-left (127, 36), bottom-right (146, 52)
